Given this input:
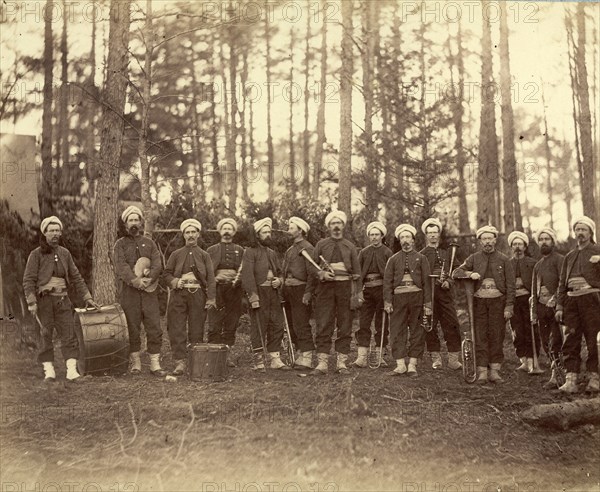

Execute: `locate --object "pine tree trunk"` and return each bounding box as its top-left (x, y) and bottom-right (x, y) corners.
top-left (477, 15), bottom-right (499, 228)
top-left (391, 6), bottom-right (404, 202)
top-left (312, 0), bottom-right (328, 200)
top-left (40, 0), bottom-right (54, 217)
top-left (188, 43), bottom-right (205, 206)
top-left (362, 0), bottom-right (376, 217)
top-left (265, 5), bottom-right (275, 198)
top-left (139, 0), bottom-right (154, 236)
top-left (540, 83), bottom-right (554, 230)
top-left (59, 0), bottom-right (69, 183)
top-left (209, 38), bottom-right (221, 199)
top-left (288, 26), bottom-right (297, 198)
top-left (499, 6), bottom-right (522, 232)
top-left (418, 21), bottom-right (430, 219)
top-left (227, 14), bottom-right (239, 212)
top-left (240, 49), bottom-right (249, 203)
top-left (575, 4), bottom-right (597, 222)
top-left (338, 0), bottom-right (353, 219)
top-left (302, 10), bottom-right (311, 196)
top-left (92, 0), bottom-right (132, 304)
top-left (85, 1), bottom-right (98, 199)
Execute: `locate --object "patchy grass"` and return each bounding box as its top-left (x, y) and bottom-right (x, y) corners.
top-left (1, 316), bottom-right (599, 492)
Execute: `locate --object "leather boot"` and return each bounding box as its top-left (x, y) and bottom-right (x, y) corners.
top-left (352, 346), bottom-right (368, 368)
top-left (559, 373), bottom-right (578, 393)
top-left (149, 353), bottom-right (167, 377)
top-left (172, 359), bottom-right (186, 376)
top-left (310, 353), bottom-right (329, 375)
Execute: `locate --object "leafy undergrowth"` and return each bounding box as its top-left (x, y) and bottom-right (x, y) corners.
top-left (1, 317), bottom-right (599, 492)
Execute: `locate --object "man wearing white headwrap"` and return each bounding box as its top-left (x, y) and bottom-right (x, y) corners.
top-left (163, 219), bottom-right (216, 375)
top-left (555, 216), bottom-right (600, 393)
top-left (531, 228), bottom-right (565, 389)
top-left (114, 205), bottom-right (166, 376)
top-left (353, 221), bottom-right (392, 368)
top-left (241, 218), bottom-right (291, 371)
top-left (507, 231), bottom-right (539, 374)
top-left (23, 217), bottom-right (99, 382)
top-left (454, 225), bottom-right (515, 384)
top-left (383, 224), bottom-right (432, 377)
top-left (420, 218), bottom-right (462, 371)
top-left (282, 217), bottom-right (317, 370)
top-left (207, 218), bottom-right (245, 366)
top-left (309, 211), bottom-right (362, 375)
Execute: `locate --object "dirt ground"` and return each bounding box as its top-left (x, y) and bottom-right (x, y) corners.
top-left (1, 313), bottom-right (599, 492)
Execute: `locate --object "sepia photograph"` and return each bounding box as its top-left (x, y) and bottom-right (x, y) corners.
top-left (0, 0), bottom-right (599, 491)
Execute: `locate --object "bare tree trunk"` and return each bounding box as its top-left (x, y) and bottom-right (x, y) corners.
top-left (92, 0), bottom-right (132, 304)
top-left (391, 5), bottom-right (404, 201)
top-left (227, 12), bottom-right (239, 211)
top-left (418, 21), bottom-right (430, 219)
top-left (338, 0), bottom-right (353, 218)
top-left (41, 0), bottom-right (54, 217)
top-left (265, 4), bottom-right (275, 198)
top-left (567, 13), bottom-right (584, 202)
top-left (85, 0), bottom-right (98, 199)
top-left (302, 10), bottom-right (311, 196)
top-left (575, 3), bottom-right (597, 222)
top-left (188, 43), bottom-right (205, 206)
top-left (477, 15), bottom-right (499, 228)
top-left (449, 22), bottom-right (470, 234)
top-left (312, 0), bottom-right (328, 200)
top-left (499, 6), bottom-right (522, 232)
top-left (540, 81), bottom-right (555, 230)
top-left (59, 0), bottom-right (69, 176)
top-left (138, 0), bottom-right (154, 236)
top-left (209, 39), bottom-right (221, 199)
top-left (362, 0), bottom-right (376, 217)
top-left (240, 49), bottom-right (250, 203)
top-left (288, 26), bottom-right (297, 198)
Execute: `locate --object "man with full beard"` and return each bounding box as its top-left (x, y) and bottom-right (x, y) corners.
top-left (530, 228), bottom-right (564, 389)
top-left (453, 225), bottom-right (515, 384)
top-left (114, 206), bottom-right (166, 376)
top-left (23, 216), bottom-right (99, 382)
top-left (164, 219), bottom-right (217, 375)
top-left (207, 218), bottom-right (245, 366)
top-left (507, 231), bottom-right (538, 374)
top-left (241, 217), bottom-right (291, 371)
top-left (556, 216), bottom-right (600, 393)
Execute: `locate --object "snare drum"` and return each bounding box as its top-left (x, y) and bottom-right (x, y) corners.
top-left (74, 304), bottom-right (129, 375)
top-left (188, 344), bottom-right (229, 381)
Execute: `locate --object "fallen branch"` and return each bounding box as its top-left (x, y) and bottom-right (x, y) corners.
top-left (521, 398), bottom-right (600, 430)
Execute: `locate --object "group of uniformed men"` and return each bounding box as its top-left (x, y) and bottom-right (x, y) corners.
top-left (24, 207), bottom-right (599, 393)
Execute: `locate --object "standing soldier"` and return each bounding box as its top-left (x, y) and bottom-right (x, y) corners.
top-left (556, 216), bottom-right (600, 393)
top-left (282, 216), bottom-right (316, 370)
top-left (163, 219), bottom-right (217, 375)
top-left (420, 218), bottom-right (463, 371)
top-left (207, 218), bottom-right (245, 367)
top-left (241, 217), bottom-right (290, 371)
top-left (353, 221), bottom-right (392, 368)
top-left (531, 228), bottom-right (565, 389)
top-left (507, 231), bottom-right (538, 373)
top-left (311, 211), bottom-right (362, 375)
top-left (23, 216), bottom-right (99, 382)
top-left (383, 224), bottom-right (432, 377)
top-left (453, 225), bottom-right (515, 384)
top-left (114, 206), bottom-right (166, 376)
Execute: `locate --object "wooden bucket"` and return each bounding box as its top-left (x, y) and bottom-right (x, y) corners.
top-left (188, 343), bottom-right (228, 381)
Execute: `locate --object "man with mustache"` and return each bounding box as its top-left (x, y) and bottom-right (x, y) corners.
top-left (555, 216), bottom-right (600, 393)
top-left (454, 225), bottom-right (515, 384)
top-left (207, 218), bottom-right (245, 367)
top-left (310, 211), bottom-right (362, 375)
top-left (114, 206), bottom-right (166, 376)
top-left (282, 216), bottom-right (316, 370)
top-left (420, 218), bottom-right (462, 371)
top-left (507, 231), bottom-right (538, 373)
top-left (353, 221), bottom-right (392, 368)
top-left (23, 216), bottom-right (99, 382)
top-left (241, 217), bottom-right (290, 371)
top-left (530, 228), bottom-right (564, 389)
top-left (164, 219), bottom-right (217, 375)
top-left (383, 224), bottom-right (432, 377)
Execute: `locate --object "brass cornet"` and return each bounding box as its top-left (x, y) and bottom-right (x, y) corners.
top-left (458, 276), bottom-right (477, 383)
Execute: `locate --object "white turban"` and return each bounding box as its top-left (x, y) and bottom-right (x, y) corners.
top-left (254, 217), bottom-right (272, 233)
top-left (122, 205), bottom-right (143, 223)
top-left (40, 216), bottom-right (63, 233)
top-left (366, 221), bottom-right (387, 236)
top-left (395, 224), bottom-right (417, 239)
top-left (325, 210), bottom-right (347, 227)
top-left (180, 219), bottom-right (202, 233)
top-left (507, 231), bottom-right (529, 247)
top-left (572, 216), bottom-right (596, 239)
top-left (476, 225), bottom-right (499, 239)
top-left (217, 218), bottom-right (238, 232)
top-left (289, 216), bottom-right (310, 234)
top-left (421, 218), bottom-right (442, 235)
top-left (537, 227), bottom-right (557, 244)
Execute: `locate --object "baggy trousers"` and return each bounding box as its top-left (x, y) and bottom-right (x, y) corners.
top-left (314, 280), bottom-right (352, 355)
top-left (120, 285), bottom-right (163, 354)
top-left (562, 293), bottom-right (600, 373)
top-left (207, 283), bottom-right (243, 346)
top-left (389, 291), bottom-right (425, 359)
top-left (424, 285), bottom-right (462, 353)
top-left (37, 294), bottom-right (79, 363)
top-left (473, 296), bottom-right (505, 367)
top-left (356, 285), bottom-right (388, 348)
top-left (167, 288), bottom-right (207, 360)
top-left (250, 285), bottom-right (284, 353)
top-left (283, 284), bottom-right (314, 352)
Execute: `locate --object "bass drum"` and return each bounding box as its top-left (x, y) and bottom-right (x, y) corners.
top-left (74, 304), bottom-right (129, 375)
